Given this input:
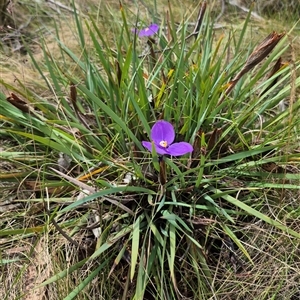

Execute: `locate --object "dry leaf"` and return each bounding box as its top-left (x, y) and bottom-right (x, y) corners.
top-left (260, 57), bottom-right (288, 96)
top-left (218, 32), bottom-right (285, 105)
top-left (6, 93), bottom-right (30, 113)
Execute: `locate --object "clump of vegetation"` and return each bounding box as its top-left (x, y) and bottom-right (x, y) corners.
top-left (1, 1), bottom-right (300, 299)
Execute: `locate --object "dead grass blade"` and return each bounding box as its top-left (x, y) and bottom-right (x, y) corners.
top-left (218, 31), bottom-right (285, 105)
top-left (49, 167), bottom-right (135, 215)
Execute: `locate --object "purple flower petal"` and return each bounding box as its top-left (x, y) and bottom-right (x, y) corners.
top-left (166, 142), bottom-right (193, 156)
top-left (150, 120), bottom-right (175, 147)
top-left (138, 24), bottom-right (159, 37)
top-left (142, 141), bottom-right (168, 155)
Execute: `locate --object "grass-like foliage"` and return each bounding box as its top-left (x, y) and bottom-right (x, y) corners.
top-left (1, 1), bottom-right (300, 299)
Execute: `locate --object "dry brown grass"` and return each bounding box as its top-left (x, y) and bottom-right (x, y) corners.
top-left (210, 190), bottom-right (300, 299)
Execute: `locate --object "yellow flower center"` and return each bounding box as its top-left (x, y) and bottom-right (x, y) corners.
top-left (159, 140), bottom-right (168, 148)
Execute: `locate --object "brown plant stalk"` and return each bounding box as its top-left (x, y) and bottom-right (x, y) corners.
top-left (217, 31), bottom-right (285, 106)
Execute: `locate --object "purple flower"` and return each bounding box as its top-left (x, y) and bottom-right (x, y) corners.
top-left (133, 23), bottom-right (159, 37)
top-left (142, 120), bottom-right (193, 156)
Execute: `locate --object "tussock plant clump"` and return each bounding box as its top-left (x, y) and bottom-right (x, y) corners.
top-left (1, 1), bottom-right (300, 299)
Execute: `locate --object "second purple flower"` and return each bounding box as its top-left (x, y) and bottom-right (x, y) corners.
top-left (133, 23), bottom-right (159, 37)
